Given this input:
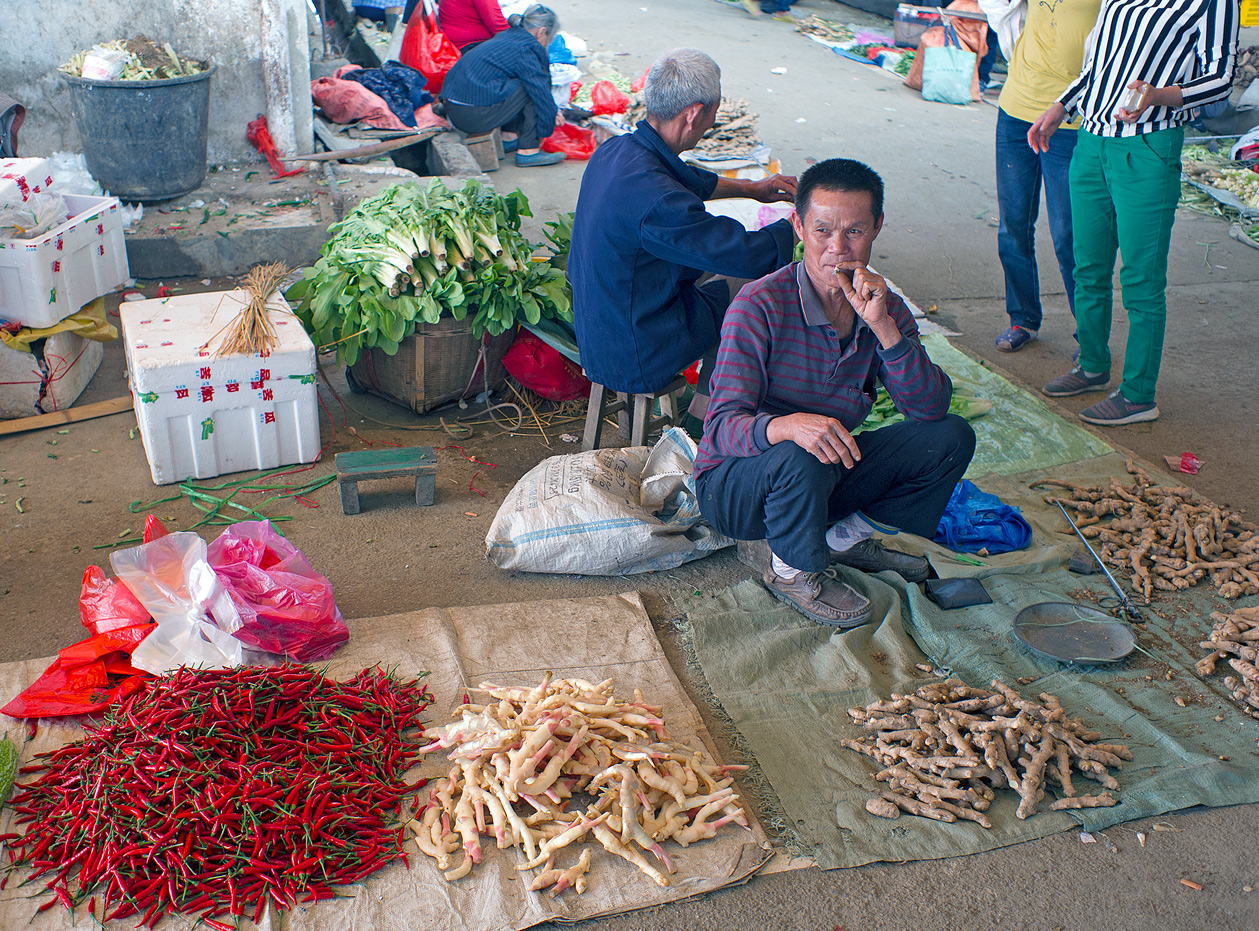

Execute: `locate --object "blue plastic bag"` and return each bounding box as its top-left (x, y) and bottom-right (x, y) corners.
top-left (933, 480), bottom-right (1032, 554)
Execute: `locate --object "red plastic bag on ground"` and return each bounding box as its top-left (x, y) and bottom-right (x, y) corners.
top-left (630, 67), bottom-right (650, 94)
top-left (501, 331), bottom-right (592, 401)
top-left (207, 520), bottom-right (349, 661)
top-left (541, 123), bottom-right (597, 160)
top-left (399, 9), bottom-right (460, 95)
top-left (590, 80), bottom-right (630, 115)
top-left (1, 567), bottom-right (154, 718)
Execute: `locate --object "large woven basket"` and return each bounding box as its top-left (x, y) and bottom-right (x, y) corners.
top-left (347, 317), bottom-right (515, 414)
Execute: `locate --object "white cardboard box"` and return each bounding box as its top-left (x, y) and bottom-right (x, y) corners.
top-left (0, 330), bottom-right (104, 419)
top-left (120, 290), bottom-right (321, 485)
top-left (0, 193), bottom-right (129, 328)
top-left (0, 157), bottom-right (53, 203)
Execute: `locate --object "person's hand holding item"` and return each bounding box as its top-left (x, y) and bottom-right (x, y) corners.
top-left (1114, 80), bottom-right (1182, 122)
top-left (833, 263), bottom-right (902, 349)
top-left (1027, 102), bottom-right (1067, 153)
top-left (747, 173), bottom-right (798, 203)
top-left (766, 412), bottom-right (861, 467)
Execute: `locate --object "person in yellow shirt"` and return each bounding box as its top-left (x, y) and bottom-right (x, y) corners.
top-left (982, 0), bottom-right (1101, 352)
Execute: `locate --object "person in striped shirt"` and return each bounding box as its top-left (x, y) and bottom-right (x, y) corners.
top-left (693, 159), bottom-right (976, 628)
top-left (1029, 0), bottom-right (1239, 425)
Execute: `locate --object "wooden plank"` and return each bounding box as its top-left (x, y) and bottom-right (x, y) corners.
top-left (294, 131), bottom-right (438, 162)
top-left (0, 396), bottom-right (133, 437)
top-left (336, 446), bottom-right (435, 476)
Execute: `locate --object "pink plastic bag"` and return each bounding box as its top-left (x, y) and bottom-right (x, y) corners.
top-left (207, 521), bottom-right (349, 661)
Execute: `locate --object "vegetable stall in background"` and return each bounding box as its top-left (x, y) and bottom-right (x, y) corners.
top-left (286, 179), bottom-right (573, 366)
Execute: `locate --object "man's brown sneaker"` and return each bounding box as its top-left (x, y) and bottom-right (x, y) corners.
top-left (764, 568), bottom-right (872, 628)
top-left (829, 539), bottom-right (929, 583)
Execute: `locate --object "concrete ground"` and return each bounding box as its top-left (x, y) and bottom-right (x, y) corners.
top-left (2, 1), bottom-right (1258, 928)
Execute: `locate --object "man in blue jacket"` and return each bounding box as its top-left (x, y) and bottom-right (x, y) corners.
top-left (569, 48), bottom-right (797, 434)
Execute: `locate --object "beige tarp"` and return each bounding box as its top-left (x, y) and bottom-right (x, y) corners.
top-left (0, 592), bottom-right (769, 931)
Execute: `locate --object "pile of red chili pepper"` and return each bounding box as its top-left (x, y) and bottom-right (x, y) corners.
top-left (1, 663), bottom-right (431, 928)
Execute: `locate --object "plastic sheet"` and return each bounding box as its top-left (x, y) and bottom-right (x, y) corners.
top-left (207, 520), bottom-right (349, 662)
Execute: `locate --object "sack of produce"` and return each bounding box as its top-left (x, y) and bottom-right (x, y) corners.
top-left (485, 427), bottom-right (734, 575)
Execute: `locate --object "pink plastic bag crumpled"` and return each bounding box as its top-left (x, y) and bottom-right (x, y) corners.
top-left (207, 520), bottom-right (349, 662)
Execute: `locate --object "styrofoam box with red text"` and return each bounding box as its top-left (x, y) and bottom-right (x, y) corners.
top-left (0, 157), bottom-right (53, 204)
top-left (120, 290), bottom-right (321, 485)
top-left (0, 193), bottom-right (129, 328)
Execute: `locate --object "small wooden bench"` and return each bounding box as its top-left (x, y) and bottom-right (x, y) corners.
top-left (335, 446), bottom-right (437, 515)
top-left (462, 128), bottom-right (504, 172)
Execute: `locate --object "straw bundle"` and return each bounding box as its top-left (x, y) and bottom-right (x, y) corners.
top-left (216, 263), bottom-right (291, 357)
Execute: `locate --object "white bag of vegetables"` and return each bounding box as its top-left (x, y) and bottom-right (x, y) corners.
top-left (485, 427), bottom-right (734, 575)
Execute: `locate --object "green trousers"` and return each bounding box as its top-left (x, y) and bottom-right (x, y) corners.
top-left (1069, 127), bottom-right (1183, 405)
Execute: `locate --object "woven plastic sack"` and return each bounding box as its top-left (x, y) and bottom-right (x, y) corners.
top-left (485, 428), bottom-right (734, 575)
top-left (933, 479), bottom-right (1033, 554)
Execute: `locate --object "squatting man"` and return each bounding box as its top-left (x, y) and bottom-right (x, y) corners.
top-left (693, 158), bottom-right (976, 627)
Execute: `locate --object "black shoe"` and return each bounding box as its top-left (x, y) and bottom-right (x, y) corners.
top-left (829, 539), bottom-right (929, 583)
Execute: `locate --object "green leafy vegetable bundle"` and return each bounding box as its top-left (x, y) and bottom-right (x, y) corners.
top-left (286, 179), bottom-right (572, 365)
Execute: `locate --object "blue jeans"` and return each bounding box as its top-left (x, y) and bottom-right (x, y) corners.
top-left (759, 0), bottom-right (793, 11)
top-left (995, 108), bottom-right (1077, 332)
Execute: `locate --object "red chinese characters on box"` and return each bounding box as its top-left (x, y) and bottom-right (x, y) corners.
top-left (263, 411), bottom-right (276, 425)
top-left (175, 386), bottom-right (190, 400)
top-left (226, 381), bottom-right (240, 393)
top-left (200, 386), bottom-right (214, 403)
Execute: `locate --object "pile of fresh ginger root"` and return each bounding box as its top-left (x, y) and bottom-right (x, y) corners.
top-left (843, 679), bottom-right (1129, 827)
top-left (408, 673), bottom-right (749, 894)
top-left (1196, 605), bottom-right (1259, 719)
top-left (1033, 460), bottom-right (1259, 600)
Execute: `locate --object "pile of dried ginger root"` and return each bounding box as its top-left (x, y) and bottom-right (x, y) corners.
top-left (409, 673), bottom-right (749, 894)
top-left (844, 679), bottom-right (1129, 826)
top-left (1197, 605), bottom-right (1259, 719)
top-left (1032, 460), bottom-right (1259, 600)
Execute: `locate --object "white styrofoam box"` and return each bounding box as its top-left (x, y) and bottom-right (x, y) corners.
top-left (0, 157), bottom-right (53, 203)
top-left (120, 290), bottom-right (321, 485)
top-left (0, 193), bottom-right (129, 328)
top-left (0, 329), bottom-right (104, 419)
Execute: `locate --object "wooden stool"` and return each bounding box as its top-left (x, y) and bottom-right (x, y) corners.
top-left (335, 446), bottom-right (437, 514)
top-left (582, 375), bottom-right (689, 451)
top-left (462, 128), bottom-right (505, 172)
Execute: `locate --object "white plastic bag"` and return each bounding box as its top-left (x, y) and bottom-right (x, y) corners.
top-left (0, 192), bottom-right (68, 239)
top-left (110, 532), bottom-right (244, 674)
top-left (485, 427), bottom-right (734, 575)
top-left (81, 46), bottom-right (129, 81)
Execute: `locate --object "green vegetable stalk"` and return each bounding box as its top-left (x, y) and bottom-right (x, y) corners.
top-left (286, 179), bottom-right (573, 366)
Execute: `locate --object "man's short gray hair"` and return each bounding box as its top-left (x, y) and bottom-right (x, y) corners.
top-left (643, 49), bottom-right (721, 121)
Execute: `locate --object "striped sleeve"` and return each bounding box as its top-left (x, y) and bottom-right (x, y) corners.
top-left (875, 298), bottom-right (954, 422)
top-left (1057, 0), bottom-right (1239, 136)
top-left (1180, 0), bottom-right (1238, 108)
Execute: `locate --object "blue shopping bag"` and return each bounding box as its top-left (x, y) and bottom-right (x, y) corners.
top-left (921, 23), bottom-right (976, 106)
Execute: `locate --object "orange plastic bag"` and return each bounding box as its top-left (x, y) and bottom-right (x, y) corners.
top-left (590, 81), bottom-right (630, 115)
top-left (399, 9), bottom-right (460, 95)
top-left (541, 123), bottom-right (597, 160)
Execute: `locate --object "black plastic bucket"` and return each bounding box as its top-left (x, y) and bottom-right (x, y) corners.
top-left (63, 64), bottom-right (215, 202)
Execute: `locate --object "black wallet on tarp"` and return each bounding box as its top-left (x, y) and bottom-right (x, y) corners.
top-left (923, 577), bottom-right (993, 609)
